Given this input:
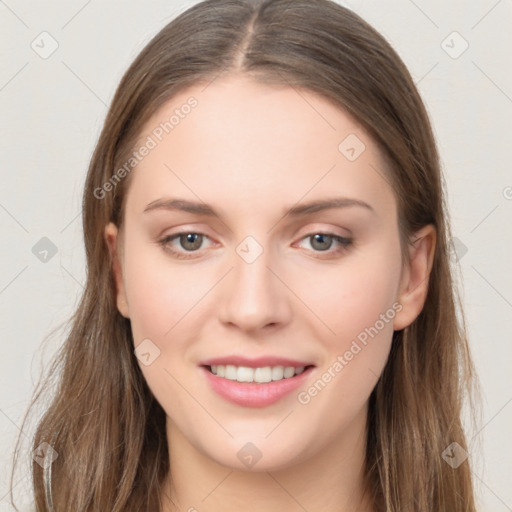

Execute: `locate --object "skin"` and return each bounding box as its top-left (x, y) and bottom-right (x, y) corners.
top-left (105, 73), bottom-right (436, 512)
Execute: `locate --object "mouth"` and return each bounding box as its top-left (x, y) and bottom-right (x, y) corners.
top-left (203, 364), bottom-right (315, 384)
top-left (199, 362), bottom-right (316, 408)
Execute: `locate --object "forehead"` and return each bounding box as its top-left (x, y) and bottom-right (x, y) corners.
top-left (124, 74), bottom-right (396, 221)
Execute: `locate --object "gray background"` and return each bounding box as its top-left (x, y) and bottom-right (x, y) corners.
top-left (1, 0), bottom-right (511, 510)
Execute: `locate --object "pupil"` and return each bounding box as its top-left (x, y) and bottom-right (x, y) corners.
top-left (182, 233), bottom-right (202, 250)
top-left (312, 234), bottom-right (332, 251)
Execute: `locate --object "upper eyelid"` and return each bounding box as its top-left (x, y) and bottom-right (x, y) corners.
top-left (161, 221), bottom-right (351, 240)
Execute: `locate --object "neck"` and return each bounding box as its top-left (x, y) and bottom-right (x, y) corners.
top-left (161, 404), bottom-right (375, 512)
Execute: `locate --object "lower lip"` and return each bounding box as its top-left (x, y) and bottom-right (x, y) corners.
top-left (200, 366), bottom-right (315, 408)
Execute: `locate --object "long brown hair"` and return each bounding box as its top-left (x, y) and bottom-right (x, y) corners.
top-left (11, 0), bottom-right (479, 510)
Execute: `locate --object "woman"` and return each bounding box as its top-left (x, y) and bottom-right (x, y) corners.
top-left (12, 0), bottom-right (478, 510)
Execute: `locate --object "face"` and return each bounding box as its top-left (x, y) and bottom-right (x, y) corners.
top-left (105, 74), bottom-right (433, 471)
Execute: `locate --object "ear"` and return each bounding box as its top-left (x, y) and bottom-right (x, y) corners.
top-left (104, 222), bottom-right (130, 318)
top-left (393, 224), bottom-right (436, 331)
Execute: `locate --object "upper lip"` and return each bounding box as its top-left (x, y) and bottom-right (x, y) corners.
top-left (200, 356), bottom-right (315, 368)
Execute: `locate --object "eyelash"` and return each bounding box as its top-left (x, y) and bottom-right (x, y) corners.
top-left (158, 231), bottom-right (353, 260)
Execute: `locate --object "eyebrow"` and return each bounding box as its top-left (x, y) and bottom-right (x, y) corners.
top-left (143, 196), bottom-right (375, 218)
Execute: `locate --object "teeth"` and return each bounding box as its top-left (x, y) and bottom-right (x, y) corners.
top-left (209, 364), bottom-right (307, 383)
top-left (237, 366), bottom-right (254, 382)
top-left (225, 365), bottom-right (237, 380)
top-left (283, 366), bottom-right (295, 378)
top-left (254, 367), bottom-right (272, 383)
top-left (271, 366), bottom-right (284, 380)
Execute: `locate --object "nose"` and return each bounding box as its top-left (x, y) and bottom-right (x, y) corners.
top-left (217, 242), bottom-right (292, 333)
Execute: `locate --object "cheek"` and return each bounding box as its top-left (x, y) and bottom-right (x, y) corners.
top-left (301, 248), bottom-right (399, 382)
top-left (123, 247), bottom-right (209, 421)
top-left (122, 240), bottom-right (220, 409)
top-left (293, 245), bottom-right (401, 418)
top-left (122, 241), bottom-right (203, 344)
top-left (296, 245), bottom-right (402, 343)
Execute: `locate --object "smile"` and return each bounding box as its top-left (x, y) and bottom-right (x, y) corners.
top-left (200, 364), bottom-right (315, 408)
top-left (208, 364), bottom-right (308, 383)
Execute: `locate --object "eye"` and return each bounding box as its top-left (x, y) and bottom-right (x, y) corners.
top-left (159, 232), bottom-right (214, 259)
top-left (158, 231), bottom-right (353, 260)
top-left (297, 233), bottom-right (352, 256)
